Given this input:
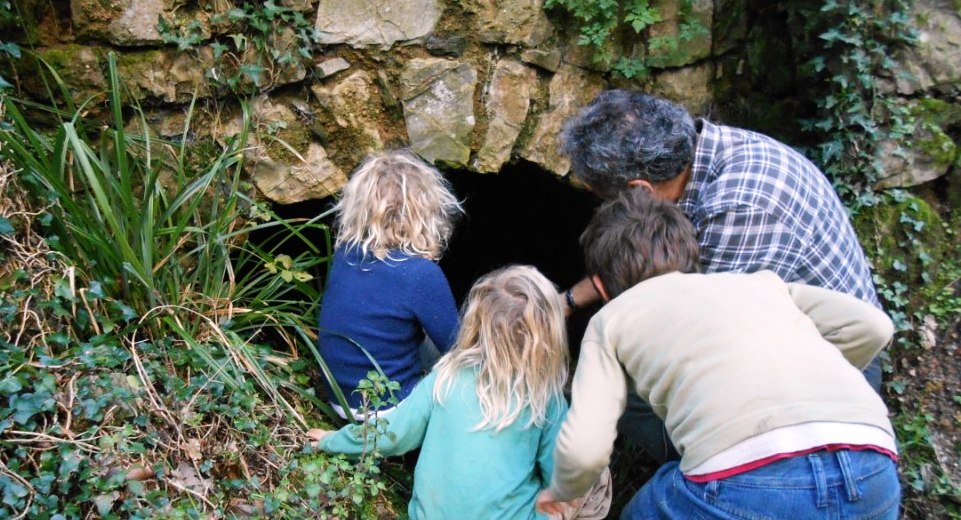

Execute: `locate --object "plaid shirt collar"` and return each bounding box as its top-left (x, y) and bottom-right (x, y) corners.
top-left (678, 119), bottom-right (720, 219)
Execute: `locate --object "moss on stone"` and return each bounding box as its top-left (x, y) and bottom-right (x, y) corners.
top-left (854, 195), bottom-right (947, 304)
top-left (263, 121), bottom-right (313, 164)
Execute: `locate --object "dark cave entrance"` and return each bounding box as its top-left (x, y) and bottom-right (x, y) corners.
top-left (439, 160), bottom-right (600, 304)
top-left (264, 159), bottom-right (602, 346)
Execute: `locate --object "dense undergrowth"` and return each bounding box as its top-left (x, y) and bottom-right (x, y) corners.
top-left (0, 53), bottom-right (406, 518)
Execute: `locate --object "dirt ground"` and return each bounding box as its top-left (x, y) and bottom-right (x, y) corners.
top-left (893, 309), bottom-right (961, 519)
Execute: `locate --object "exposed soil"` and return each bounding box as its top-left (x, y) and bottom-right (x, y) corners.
top-left (894, 309), bottom-right (961, 519)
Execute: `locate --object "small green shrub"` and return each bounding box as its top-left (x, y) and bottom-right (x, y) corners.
top-left (544, 0), bottom-right (706, 79)
top-left (159, 0), bottom-right (321, 94)
top-left (0, 53), bottom-right (395, 517)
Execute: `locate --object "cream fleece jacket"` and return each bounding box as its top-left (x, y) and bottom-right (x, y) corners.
top-left (549, 270), bottom-right (894, 501)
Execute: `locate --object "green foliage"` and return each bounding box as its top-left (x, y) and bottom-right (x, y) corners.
top-left (0, 0), bottom-right (21, 90)
top-left (158, 1), bottom-right (321, 94)
top-left (543, 0), bottom-right (706, 79)
top-left (265, 372), bottom-right (403, 519)
top-left (894, 411), bottom-right (961, 517)
top-left (788, 0), bottom-right (917, 203)
top-left (0, 53), bottom-right (386, 517)
top-left (787, 2), bottom-right (961, 513)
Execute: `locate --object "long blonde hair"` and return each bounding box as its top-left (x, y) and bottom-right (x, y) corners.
top-left (433, 265), bottom-right (569, 432)
top-left (335, 150), bottom-right (463, 260)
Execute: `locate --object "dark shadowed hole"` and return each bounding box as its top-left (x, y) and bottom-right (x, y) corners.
top-left (441, 160), bottom-right (599, 303)
top-left (440, 160), bottom-right (601, 354)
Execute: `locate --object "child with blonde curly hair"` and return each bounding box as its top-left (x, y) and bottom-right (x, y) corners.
top-left (318, 150), bottom-right (463, 419)
top-left (310, 265), bottom-right (611, 519)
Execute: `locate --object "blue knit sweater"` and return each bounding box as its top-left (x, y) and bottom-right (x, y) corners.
top-left (318, 247), bottom-right (459, 409)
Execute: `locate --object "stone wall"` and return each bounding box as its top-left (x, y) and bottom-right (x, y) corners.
top-left (4, 0), bottom-right (961, 203)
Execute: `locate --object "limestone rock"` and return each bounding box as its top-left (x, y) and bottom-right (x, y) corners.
top-left (22, 46), bottom-right (107, 105)
top-left (71, 0), bottom-right (198, 46)
top-left (117, 48), bottom-right (213, 103)
top-left (400, 58), bottom-right (478, 167)
top-left (521, 65), bottom-right (607, 176)
top-left (894, 0), bottom-right (961, 95)
top-left (425, 34), bottom-right (468, 57)
top-left (315, 0), bottom-right (441, 49)
top-left (875, 98), bottom-right (960, 189)
top-left (462, 0), bottom-right (553, 47)
top-left (251, 142), bottom-right (347, 204)
top-left (108, 0), bottom-right (169, 45)
top-left (311, 70), bottom-right (384, 164)
top-left (520, 48), bottom-right (562, 72)
top-left (646, 0), bottom-right (713, 69)
top-left (651, 62), bottom-right (715, 115)
top-left (474, 59), bottom-right (537, 173)
top-left (222, 97), bottom-right (347, 203)
top-left (316, 58), bottom-right (350, 79)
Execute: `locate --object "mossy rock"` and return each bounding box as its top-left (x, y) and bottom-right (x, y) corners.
top-left (854, 195), bottom-right (947, 303)
top-left (910, 97), bottom-right (961, 170)
top-left (11, 45), bottom-right (108, 108)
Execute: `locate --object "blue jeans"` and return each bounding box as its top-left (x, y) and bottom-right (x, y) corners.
top-left (621, 450), bottom-right (900, 520)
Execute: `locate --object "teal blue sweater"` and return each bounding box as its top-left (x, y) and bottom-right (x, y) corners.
top-left (320, 370), bottom-right (568, 519)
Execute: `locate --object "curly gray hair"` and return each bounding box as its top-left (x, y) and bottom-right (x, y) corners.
top-left (560, 90), bottom-right (697, 198)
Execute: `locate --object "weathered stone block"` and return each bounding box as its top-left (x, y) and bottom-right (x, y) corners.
top-left (646, 0), bottom-right (713, 69)
top-left (875, 98), bottom-right (961, 189)
top-left (71, 0), bottom-right (199, 46)
top-left (311, 70), bottom-right (384, 165)
top-left (400, 58), bottom-right (478, 167)
top-left (222, 96), bottom-right (347, 203)
top-left (520, 48), bottom-right (562, 72)
top-left (117, 48), bottom-right (213, 103)
top-left (521, 65), bottom-right (607, 176)
top-left (475, 59), bottom-right (537, 173)
top-left (462, 0), bottom-right (553, 47)
top-left (316, 58), bottom-right (350, 79)
top-left (315, 0), bottom-right (441, 49)
top-left (651, 62), bottom-right (715, 115)
top-left (894, 0), bottom-right (961, 95)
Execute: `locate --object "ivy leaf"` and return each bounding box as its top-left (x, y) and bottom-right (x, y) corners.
top-left (11, 392), bottom-right (55, 424)
top-left (1, 476), bottom-right (29, 507)
top-left (0, 375), bottom-right (22, 395)
top-left (228, 33), bottom-right (247, 51)
top-left (0, 217), bottom-right (13, 235)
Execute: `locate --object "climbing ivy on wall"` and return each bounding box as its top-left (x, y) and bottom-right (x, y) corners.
top-left (787, 0), bottom-right (916, 206)
top-left (543, 0), bottom-right (706, 78)
top-left (786, 0), bottom-right (927, 335)
top-left (158, 0), bottom-right (321, 94)
top-left (788, 2), bottom-right (961, 514)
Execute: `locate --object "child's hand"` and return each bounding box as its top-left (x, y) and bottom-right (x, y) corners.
top-left (535, 489), bottom-right (572, 516)
top-left (306, 428), bottom-right (332, 447)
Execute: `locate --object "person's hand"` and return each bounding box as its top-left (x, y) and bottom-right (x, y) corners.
top-left (536, 489), bottom-right (572, 515)
top-left (306, 428), bottom-right (332, 448)
top-left (561, 278), bottom-right (603, 319)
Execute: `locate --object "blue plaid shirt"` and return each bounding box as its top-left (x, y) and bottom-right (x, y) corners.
top-left (678, 120), bottom-right (880, 307)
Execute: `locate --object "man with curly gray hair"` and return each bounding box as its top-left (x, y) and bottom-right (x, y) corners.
top-left (558, 90), bottom-right (885, 463)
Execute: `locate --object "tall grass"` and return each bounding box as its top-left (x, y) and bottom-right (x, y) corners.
top-left (0, 51), bottom-right (349, 423)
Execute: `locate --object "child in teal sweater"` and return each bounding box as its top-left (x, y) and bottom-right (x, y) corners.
top-left (309, 266), bottom-right (611, 519)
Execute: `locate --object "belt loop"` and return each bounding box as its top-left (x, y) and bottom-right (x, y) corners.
top-left (808, 453), bottom-right (828, 509)
top-left (836, 450), bottom-right (862, 502)
top-left (706, 480), bottom-right (720, 502)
